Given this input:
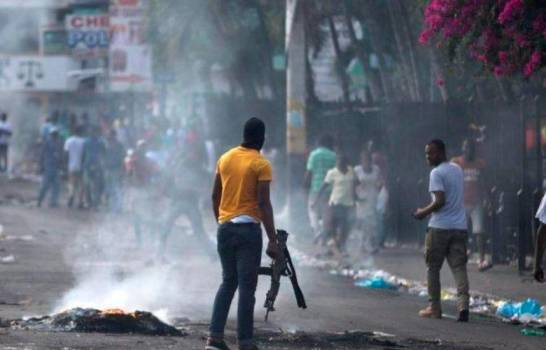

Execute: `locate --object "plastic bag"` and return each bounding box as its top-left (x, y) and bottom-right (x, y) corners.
top-left (355, 277), bottom-right (397, 290)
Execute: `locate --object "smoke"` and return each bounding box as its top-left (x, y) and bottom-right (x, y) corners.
top-left (55, 212), bottom-right (221, 323)
top-left (0, 6), bottom-right (52, 173)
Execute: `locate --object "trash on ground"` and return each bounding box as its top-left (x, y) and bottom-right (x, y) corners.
top-left (355, 277), bottom-right (397, 290)
top-left (0, 255), bottom-right (15, 263)
top-left (496, 299), bottom-right (544, 323)
top-left (0, 234), bottom-right (34, 241)
top-left (293, 246), bottom-right (546, 326)
top-left (521, 327), bottom-right (545, 336)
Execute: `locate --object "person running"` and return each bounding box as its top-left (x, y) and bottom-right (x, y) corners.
top-left (37, 128), bottom-right (62, 207)
top-left (125, 140), bottom-right (161, 245)
top-left (206, 117), bottom-right (280, 350)
top-left (159, 147), bottom-right (215, 259)
top-left (354, 149), bottom-right (382, 254)
top-left (0, 113), bottom-right (12, 173)
top-left (452, 139), bottom-right (491, 271)
top-left (314, 154), bottom-right (356, 256)
top-left (305, 134), bottom-right (336, 243)
top-left (64, 126), bottom-right (86, 208)
top-left (413, 139), bottom-right (469, 322)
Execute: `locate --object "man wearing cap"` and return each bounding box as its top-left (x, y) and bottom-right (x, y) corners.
top-left (37, 128), bottom-right (63, 207)
top-left (206, 117), bottom-right (280, 350)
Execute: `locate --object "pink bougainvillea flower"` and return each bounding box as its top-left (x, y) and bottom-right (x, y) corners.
top-left (499, 0), bottom-right (524, 24)
top-left (494, 66), bottom-right (504, 76)
top-left (523, 51), bottom-right (542, 77)
top-left (420, 0), bottom-right (545, 77)
top-left (498, 51), bottom-right (509, 65)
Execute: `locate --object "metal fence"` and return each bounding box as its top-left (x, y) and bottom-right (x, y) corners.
top-left (309, 100), bottom-right (543, 269)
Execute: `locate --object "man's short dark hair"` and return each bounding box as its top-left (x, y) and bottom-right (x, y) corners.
top-left (0, 113), bottom-right (7, 121)
top-left (74, 125), bottom-right (84, 135)
top-left (319, 134), bottom-right (334, 149)
top-left (428, 139), bottom-right (446, 154)
top-left (242, 117), bottom-right (265, 150)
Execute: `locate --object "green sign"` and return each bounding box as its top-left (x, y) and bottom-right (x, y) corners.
top-left (42, 28), bottom-right (68, 55)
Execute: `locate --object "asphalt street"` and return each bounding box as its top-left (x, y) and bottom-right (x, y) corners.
top-left (0, 178), bottom-right (543, 349)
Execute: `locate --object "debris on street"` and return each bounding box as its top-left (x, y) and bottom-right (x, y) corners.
top-left (0, 255), bottom-right (15, 263)
top-left (11, 308), bottom-right (184, 336)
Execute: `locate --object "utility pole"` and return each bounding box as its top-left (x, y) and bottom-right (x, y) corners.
top-left (286, 0), bottom-right (306, 230)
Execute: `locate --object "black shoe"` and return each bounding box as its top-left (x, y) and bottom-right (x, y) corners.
top-left (205, 338), bottom-right (231, 350)
top-left (457, 309), bottom-right (469, 322)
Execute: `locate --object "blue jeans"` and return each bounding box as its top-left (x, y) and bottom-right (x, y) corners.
top-left (38, 168), bottom-right (59, 206)
top-left (209, 222), bottom-right (262, 346)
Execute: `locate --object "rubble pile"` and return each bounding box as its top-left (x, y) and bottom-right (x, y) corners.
top-left (11, 308), bottom-right (184, 336)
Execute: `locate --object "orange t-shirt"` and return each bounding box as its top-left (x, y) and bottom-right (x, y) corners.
top-left (451, 156), bottom-right (485, 207)
top-left (217, 146), bottom-right (273, 224)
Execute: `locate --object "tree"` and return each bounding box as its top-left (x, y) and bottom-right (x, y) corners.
top-left (147, 0), bottom-right (285, 99)
top-left (420, 0), bottom-right (546, 78)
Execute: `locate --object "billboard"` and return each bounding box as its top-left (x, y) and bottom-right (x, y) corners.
top-left (66, 12), bottom-right (110, 59)
top-left (109, 0), bottom-right (152, 92)
top-left (0, 55), bottom-right (77, 92)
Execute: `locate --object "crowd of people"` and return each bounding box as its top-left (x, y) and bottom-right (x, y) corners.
top-left (304, 134), bottom-right (390, 260)
top-left (4, 113), bottom-right (545, 350)
top-left (205, 118), bottom-right (546, 350)
top-left (303, 133), bottom-right (495, 271)
top-left (35, 112), bottom-right (216, 259)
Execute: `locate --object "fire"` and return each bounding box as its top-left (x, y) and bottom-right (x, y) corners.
top-left (101, 308), bottom-right (135, 317)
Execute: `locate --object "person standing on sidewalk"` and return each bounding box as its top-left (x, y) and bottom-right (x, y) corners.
top-left (82, 125), bottom-right (106, 209)
top-left (103, 130), bottom-right (126, 212)
top-left (206, 117), bottom-right (280, 350)
top-left (304, 134), bottom-right (336, 243)
top-left (413, 139), bottom-right (470, 322)
top-left (37, 128), bottom-right (63, 207)
top-left (452, 139), bottom-right (491, 271)
top-left (0, 113), bottom-right (13, 173)
top-left (64, 126), bottom-right (86, 208)
top-left (354, 149), bottom-right (382, 255)
top-left (533, 192), bottom-right (546, 282)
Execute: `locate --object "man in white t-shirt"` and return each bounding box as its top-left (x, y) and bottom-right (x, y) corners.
top-left (314, 154), bottom-right (355, 255)
top-left (533, 193), bottom-right (546, 282)
top-left (64, 126), bottom-right (86, 208)
top-left (0, 113), bottom-right (13, 173)
top-left (413, 139), bottom-right (469, 322)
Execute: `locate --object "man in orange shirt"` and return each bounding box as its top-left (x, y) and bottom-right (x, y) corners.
top-left (452, 139), bottom-right (491, 271)
top-left (206, 118), bottom-right (280, 350)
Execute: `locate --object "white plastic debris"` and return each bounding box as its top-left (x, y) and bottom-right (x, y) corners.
top-left (0, 255), bottom-right (15, 263)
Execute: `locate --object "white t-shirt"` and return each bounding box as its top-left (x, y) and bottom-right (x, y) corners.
top-left (428, 162), bottom-right (467, 230)
top-left (536, 193), bottom-right (546, 224)
top-left (324, 167), bottom-right (355, 206)
top-left (0, 121), bottom-right (12, 145)
top-left (354, 164), bottom-right (380, 203)
top-left (64, 136), bottom-right (85, 173)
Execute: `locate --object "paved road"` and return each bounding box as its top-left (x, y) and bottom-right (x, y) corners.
top-left (0, 179), bottom-right (544, 349)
